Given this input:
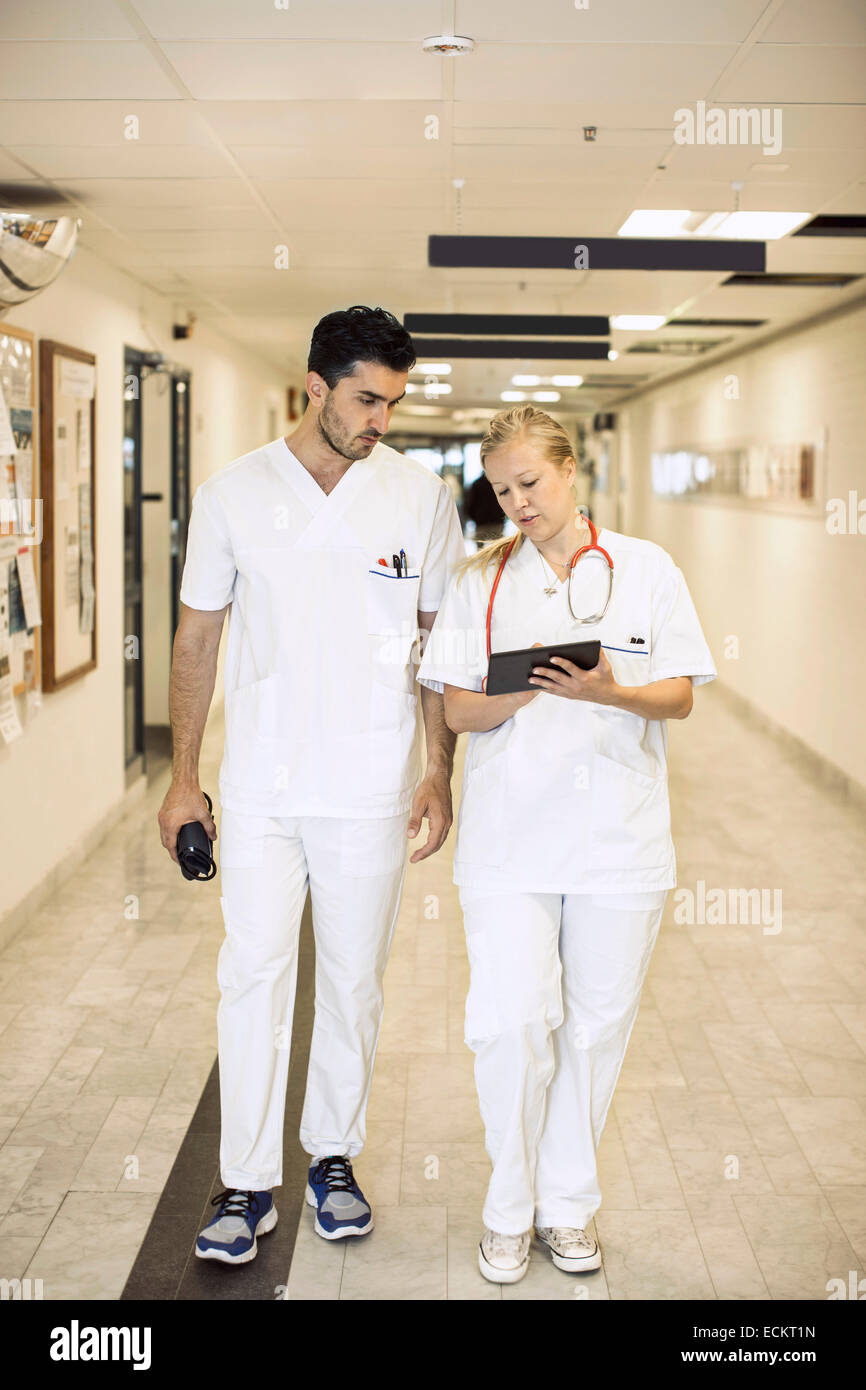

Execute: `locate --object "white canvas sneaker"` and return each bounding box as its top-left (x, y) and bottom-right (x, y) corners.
top-left (478, 1228), bottom-right (532, 1284)
top-left (535, 1226), bottom-right (602, 1272)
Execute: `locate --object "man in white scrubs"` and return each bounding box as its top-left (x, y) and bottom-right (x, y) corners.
top-left (157, 306), bottom-right (465, 1264)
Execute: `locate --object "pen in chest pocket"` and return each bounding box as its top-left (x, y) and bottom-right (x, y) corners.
top-left (376, 551), bottom-right (409, 577)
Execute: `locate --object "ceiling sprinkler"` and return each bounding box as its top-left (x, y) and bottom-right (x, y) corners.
top-left (422, 35), bottom-right (476, 55)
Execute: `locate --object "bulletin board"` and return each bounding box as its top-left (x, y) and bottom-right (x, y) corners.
top-left (0, 323), bottom-right (41, 744)
top-left (39, 339), bottom-right (97, 691)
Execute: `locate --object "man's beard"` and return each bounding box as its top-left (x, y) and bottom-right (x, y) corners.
top-left (317, 398), bottom-right (379, 462)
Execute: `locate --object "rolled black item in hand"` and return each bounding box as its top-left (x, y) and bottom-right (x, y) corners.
top-left (177, 791), bottom-right (217, 881)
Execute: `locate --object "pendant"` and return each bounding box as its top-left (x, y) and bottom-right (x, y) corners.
top-left (543, 585), bottom-right (557, 596)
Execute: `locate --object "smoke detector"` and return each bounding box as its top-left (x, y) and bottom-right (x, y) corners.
top-left (422, 35), bottom-right (475, 55)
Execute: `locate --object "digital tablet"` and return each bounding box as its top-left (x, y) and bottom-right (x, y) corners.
top-left (486, 640), bottom-right (601, 696)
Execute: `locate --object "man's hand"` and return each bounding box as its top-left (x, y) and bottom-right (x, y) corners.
top-left (158, 782), bottom-right (216, 865)
top-left (406, 767), bottom-right (453, 864)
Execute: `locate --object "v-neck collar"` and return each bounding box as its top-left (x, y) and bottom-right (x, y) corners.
top-left (271, 436), bottom-right (374, 515)
top-left (267, 437), bottom-right (380, 552)
top-left (522, 527), bottom-right (610, 579)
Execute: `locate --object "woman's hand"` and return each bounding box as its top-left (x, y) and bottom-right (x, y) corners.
top-left (528, 645), bottom-right (621, 705)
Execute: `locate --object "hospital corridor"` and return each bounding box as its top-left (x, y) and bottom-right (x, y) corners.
top-left (1, 684), bottom-right (864, 1303)
top-left (0, 0), bottom-right (864, 1358)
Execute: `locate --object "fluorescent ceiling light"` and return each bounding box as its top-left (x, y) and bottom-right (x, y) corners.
top-left (692, 212), bottom-right (728, 237)
top-left (702, 211), bottom-right (810, 240)
top-left (610, 315), bottom-right (666, 330)
top-left (416, 362), bottom-right (452, 374)
top-left (533, 391), bottom-right (561, 402)
top-left (620, 208), bottom-right (811, 241)
top-left (551, 375), bottom-right (583, 387)
top-left (423, 382), bottom-right (452, 395)
top-left (618, 210), bottom-right (692, 237)
top-left (501, 391), bottom-right (526, 401)
top-left (512, 374), bottom-right (541, 386)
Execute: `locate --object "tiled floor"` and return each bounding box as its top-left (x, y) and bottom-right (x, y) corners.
top-left (1, 686), bottom-right (864, 1300)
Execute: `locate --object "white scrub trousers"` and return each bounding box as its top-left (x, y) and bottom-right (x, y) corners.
top-left (458, 885), bottom-right (667, 1235)
top-left (216, 807), bottom-right (410, 1190)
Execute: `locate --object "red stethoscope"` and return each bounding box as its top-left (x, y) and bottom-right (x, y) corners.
top-left (485, 516), bottom-right (615, 663)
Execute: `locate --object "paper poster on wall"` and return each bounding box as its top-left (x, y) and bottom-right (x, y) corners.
top-left (63, 525), bottom-right (80, 607)
top-left (0, 456), bottom-right (13, 510)
top-left (12, 408), bottom-right (33, 515)
top-left (75, 404), bottom-right (91, 478)
top-left (0, 649), bottom-right (22, 743)
top-left (77, 481), bottom-right (94, 634)
top-left (16, 547), bottom-right (41, 629)
top-left (0, 574), bottom-right (22, 737)
top-left (55, 418), bottom-right (70, 502)
top-left (6, 554), bottom-right (28, 635)
top-left (40, 338), bottom-right (96, 691)
top-left (0, 380), bottom-right (16, 456)
top-left (59, 357), bottom-right (95, 400)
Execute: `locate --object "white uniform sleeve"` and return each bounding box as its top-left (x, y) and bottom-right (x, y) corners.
top-left (417, 567), bottom-right (487, 694)
top-left (418, 481), bottom-right (466, 613)
top-left (179, 483), bottom-right (237, 610)
top-left (649, 557), bottom-right (717, 687)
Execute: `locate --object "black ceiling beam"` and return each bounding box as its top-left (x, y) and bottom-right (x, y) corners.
top-left (793, 215), bottom-right (866, 237)
top-left (409, 338), bottom-right (610, 360)
top-left (429, 235), bottom-right (766, 273)
top-left (404, 312), bottom-right (609, 336)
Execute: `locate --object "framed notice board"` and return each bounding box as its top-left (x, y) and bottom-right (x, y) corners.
top-left (39, 339), bottom-right (97, 691)
top-left (0, 323), bottom-right (41, 714)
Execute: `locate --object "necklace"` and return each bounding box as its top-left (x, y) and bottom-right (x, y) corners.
top-left (536, 548), bottom-right (564, 596)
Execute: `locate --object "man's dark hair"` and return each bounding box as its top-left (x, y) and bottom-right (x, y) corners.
top-left (308, 305), bottom-right (416, 387)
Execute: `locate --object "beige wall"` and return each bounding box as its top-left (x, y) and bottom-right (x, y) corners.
top-left (0, 245), bottom-right (289, 924)
top-left (618, 298), bottom-right (866, 794)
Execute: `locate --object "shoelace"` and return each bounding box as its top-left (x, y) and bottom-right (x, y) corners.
top-left (539, 1226), bottom-right (594, 1251)
top-left (311, 1155), bottom-right (356, 1191)
top-left (486, 1230), bottom-right (529, 1259)
top-left (211, 1188), bottom-right (260, 1219)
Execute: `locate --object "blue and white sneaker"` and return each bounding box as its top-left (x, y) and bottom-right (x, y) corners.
top-left (195, 1188), bottom-right (277, 1264)
top-left (305, 1155), bottom-right (373, 1240)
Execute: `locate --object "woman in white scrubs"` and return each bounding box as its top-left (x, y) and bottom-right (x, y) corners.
top-left (417, 406), bottom-right (717, 1284)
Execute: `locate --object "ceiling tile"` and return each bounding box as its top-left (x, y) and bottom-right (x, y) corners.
top-left (0, 0), bottom-right (137, 39)
top-left (132, 0), bottom-right (442, 41)
top-left (59, 177), bottom-right (257, 207)
top-left (458, 0), bottom-right (769, 43)
top-left (0, 41), bottom-right (181, 98)
top-left (760, 0), bottom-right (866, 44)
top-left (454, 44), bottom-right (738, 102)
top-left (5, 144), bottom-right (238, 179)
top-left (716, 45), bottom-right (866, 103)
top-left (160, 40), bottom-right (442, 100)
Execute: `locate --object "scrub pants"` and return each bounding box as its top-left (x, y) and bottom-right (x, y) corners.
top-left (216, 807), bottom-right (410, 1191)
top-left (458, 885), bottom-right (667, 1235)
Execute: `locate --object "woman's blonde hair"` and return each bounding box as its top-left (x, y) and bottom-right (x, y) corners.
top-left (456, 405), bottom-right (580, 586)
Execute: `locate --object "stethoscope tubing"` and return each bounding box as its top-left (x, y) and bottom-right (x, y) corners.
top-left (484, 517), bottom-right (615, 663)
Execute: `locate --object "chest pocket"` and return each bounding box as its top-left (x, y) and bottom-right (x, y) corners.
top-left (599, 635), bottom-right (651, 691)
top-left (366, 568), bottom-right (421, 693)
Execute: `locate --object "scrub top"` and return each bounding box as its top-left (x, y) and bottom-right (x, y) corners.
top-left (416, 528), bottom-right (717, 894)
top-left (179, 438), bottom-right (466, 819)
